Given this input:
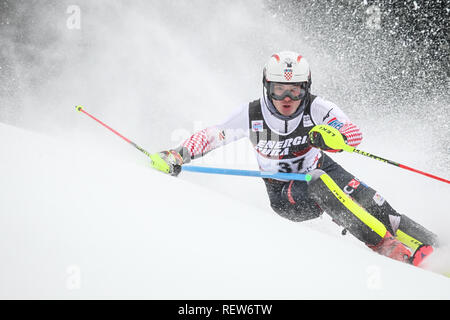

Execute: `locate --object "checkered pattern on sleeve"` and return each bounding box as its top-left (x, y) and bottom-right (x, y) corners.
top-left (181, 128), bottom-right (215, 159)
top-left (339, 122), bottom-right (363, 147)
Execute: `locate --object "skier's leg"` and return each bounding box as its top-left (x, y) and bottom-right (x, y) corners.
top-left (307, 168), bottom-right (386, 245)
top-left (307, 168), bottom-right (414, 263)
top-left (263, 178), bottom-right (322, 222)
top-left (310, 154), bottom-right (437, 264)
top-left (319, 154), bottom-right (438, 249)
top-left (263, 153), bottom-right (437, 265)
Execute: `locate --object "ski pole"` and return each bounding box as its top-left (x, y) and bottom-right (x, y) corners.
top-left (350, 148), bottom-right (450, 184)
top-left (75, 105), bottom-right (152, 158)
top-left (309, 125), bottom-right (450, 184)
top-left (75, 105), bottom-right (310, 181)
top-left (182, 165), bottom-right (311, 181)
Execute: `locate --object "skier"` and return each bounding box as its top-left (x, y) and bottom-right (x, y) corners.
top-left (150, 51), bottom-right (438, 266)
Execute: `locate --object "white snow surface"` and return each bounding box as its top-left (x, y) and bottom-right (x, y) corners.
top-left (1, 122), bottom-right (450, 299)
top-left (1, 0), bottom-right (449, 300)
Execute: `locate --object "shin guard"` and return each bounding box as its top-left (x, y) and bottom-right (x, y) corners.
top-left (308, 170), bottom-right (386, 246)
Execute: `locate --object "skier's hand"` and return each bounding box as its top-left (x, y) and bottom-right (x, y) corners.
top-left (150, 148), bottom-right (187, 176)
top-left (308, 125), bottom-right (348, 153)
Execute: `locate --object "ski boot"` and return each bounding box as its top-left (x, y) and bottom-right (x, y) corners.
top-left (409, 244), bottom-right (434, 266)
top-left (368, 231), bottom-right (411, 263)
top-left (368, 231), bottom-right (434, 266)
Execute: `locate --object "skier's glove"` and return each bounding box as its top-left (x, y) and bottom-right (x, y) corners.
top-left (308, 125), bottom-right (348, 153)
top-left (150, 147), bottom-right (190, 176)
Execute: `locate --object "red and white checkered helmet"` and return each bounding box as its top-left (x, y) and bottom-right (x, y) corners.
top-left (263, 51), bottom-right (310, 84)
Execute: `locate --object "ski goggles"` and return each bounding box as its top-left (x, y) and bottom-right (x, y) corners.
top-left (268, 82), bottom-right (307, 101)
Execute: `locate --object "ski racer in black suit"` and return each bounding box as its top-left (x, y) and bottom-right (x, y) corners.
top-left (150, 51), bottom-right (438, 266)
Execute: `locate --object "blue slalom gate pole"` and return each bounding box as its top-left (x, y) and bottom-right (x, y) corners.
top-left (181, 165), bottom-right (311, 182)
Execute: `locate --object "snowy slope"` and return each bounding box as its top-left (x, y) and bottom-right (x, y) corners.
top-left (1, 122), bottom-right (450, 299)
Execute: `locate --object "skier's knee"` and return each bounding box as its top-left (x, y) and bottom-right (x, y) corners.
top-left (270, 203), bottom-right (321, 222)
top-left (281, 180), bottom-right (308, 203)
top-left (308, 169), bottom-right (326, 184)
top-left (276, 180), bottom-right (322, 222)
top-left (306, 169), bottom-right (327, 197)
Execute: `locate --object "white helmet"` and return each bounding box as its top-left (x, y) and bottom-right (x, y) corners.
top-left (263, 51), bottom-right (311, 83)
top-left (263, 51), bottom-right (312, 120)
